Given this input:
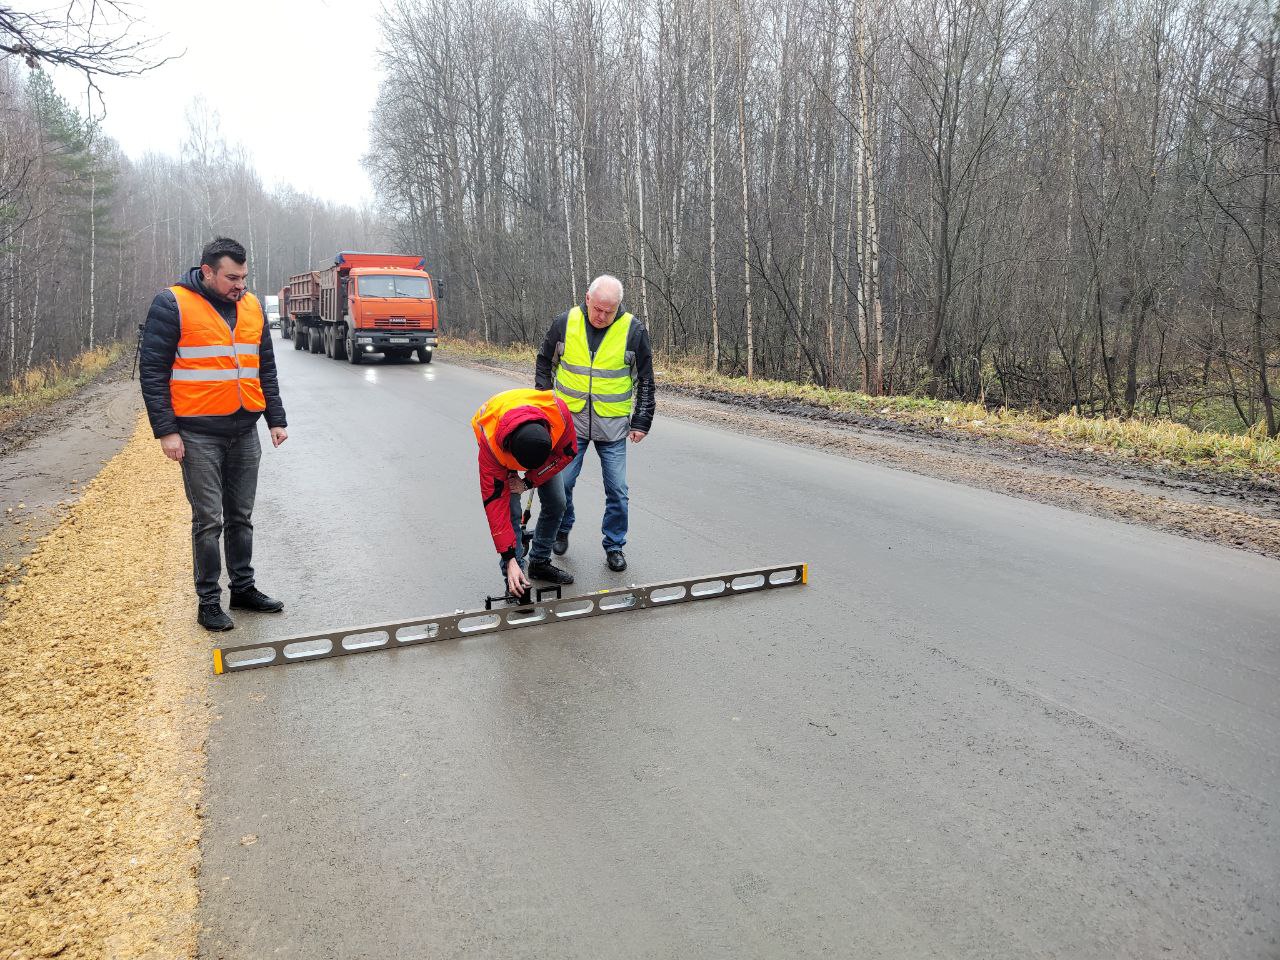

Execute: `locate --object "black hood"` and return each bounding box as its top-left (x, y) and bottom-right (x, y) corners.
top-left (178, 266), bottom-right (237, 305)
top-left (178, 265), bottom-right (203, 293)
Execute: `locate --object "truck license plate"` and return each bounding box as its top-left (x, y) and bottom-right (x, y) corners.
top-left (388, 337), bottom-right (409, 344)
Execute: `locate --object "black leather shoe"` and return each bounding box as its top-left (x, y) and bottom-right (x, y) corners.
top-left (552, 532), bottom-right (569, 556)
top-left (229, 587), bottom-right (285, 613)
top-left (606, 550), bottom-right (627, 572)
top-left (198, 602), bottom-right (234, 632)
top-left (527, 561), bottom-right (575, 585)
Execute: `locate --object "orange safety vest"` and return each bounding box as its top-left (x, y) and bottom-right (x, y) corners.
top-left (471, 388), bottom-right (573, 471)
top-left (169, 286), bottom-right (266, 417)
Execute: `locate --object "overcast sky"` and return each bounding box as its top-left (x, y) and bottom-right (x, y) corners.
top-left (52, 0), bottom-right (383, 208)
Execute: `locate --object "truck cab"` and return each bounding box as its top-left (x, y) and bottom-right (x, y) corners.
top-left (333, 253), bottom-right (439, 363)
top-left (346, 267), bottom-right (438, 360)
top-left (286, 251), bottom-right (443, 364)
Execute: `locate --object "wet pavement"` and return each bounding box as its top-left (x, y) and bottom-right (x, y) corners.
top-left (198, 340), bottom-right (1280, 959)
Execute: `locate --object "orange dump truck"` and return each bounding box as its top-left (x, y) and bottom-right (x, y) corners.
top-left (280, 251), bottom-right (443, 364)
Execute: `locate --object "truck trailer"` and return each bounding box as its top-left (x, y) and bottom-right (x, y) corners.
top-left (279, 252), bottom-right (442, 364)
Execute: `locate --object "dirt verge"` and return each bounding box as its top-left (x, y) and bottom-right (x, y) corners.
top-left (1, 359), bottom-right (142, 574)
top-left (0, 418), bottom-right (206, 960)
top-left (444, 354), bottom-right (1280, 559)
top-left (675, 383), bottom-right (1280, 513)
top-left (0, 355), bottom-right (138, 457)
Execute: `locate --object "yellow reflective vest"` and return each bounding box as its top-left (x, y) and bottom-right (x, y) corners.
top-left (553, 306), bottom-right (634, 441)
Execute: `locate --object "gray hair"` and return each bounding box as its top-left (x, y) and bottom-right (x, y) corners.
top-left (587, 274), bottom-right (624, 303)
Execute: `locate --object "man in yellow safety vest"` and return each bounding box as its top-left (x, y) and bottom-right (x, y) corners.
top-left (535, 274), bottom-right (656, 573)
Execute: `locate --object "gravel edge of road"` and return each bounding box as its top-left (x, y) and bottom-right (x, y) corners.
top-left (0, 419), bottom-right (207, 960)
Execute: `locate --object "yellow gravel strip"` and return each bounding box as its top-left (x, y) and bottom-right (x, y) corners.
top-left (1, 418), bottom-right (206, 959)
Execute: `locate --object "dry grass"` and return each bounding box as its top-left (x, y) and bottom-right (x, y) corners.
top-left (0, 345), bottom-right (125, 428)
top-left (442, 336), bottom-right (537, 366)
top-left (0, 418), bottom-right (206, 960)
top-left (441, 336), bottom-right (1280, 480)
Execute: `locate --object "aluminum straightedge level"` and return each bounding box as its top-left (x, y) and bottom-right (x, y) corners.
top-left (212, 561), bottom-right (808, 675)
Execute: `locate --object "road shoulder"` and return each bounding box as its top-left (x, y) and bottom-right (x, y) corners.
top-left (443, 355), bottom-right (1280, 559)
top-left (1, 360), bottom-right (143, 575)
top-left (0, 420), bottom-right (206, 960)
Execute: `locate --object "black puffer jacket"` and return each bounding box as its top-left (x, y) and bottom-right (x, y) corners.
top-left (139, 267), bottom-right (287, 438)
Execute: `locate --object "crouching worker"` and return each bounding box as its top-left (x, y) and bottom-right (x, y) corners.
top-left (472, 388), bottom-right (578, 598)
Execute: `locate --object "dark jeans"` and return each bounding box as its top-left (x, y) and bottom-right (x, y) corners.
top-left (499, 472), bottom-right (567, 575)
top-left (179, 429), bottom-right (261, 603)
top-left (559, 437), bottom-right (628, 551)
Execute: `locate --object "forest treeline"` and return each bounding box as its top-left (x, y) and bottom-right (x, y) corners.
top-left (3, 0), bottom-right (1277, 437)
top-left (367, 0), bottom-right (1279, 435)
top-left (0, 61), bottom-right (375, 386)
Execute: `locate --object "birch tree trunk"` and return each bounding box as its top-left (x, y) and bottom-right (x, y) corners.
top-left (737, 0), bottom-right (754, 378)
top-left (87, 167), bottom-right (97, 350)
top-left (633, 34), bottom-right (651, 330)
top-left (552, 64), bottom-right (579, 305)
top-left (856, 0), bottom-right (883, 394)
top-left (708, 0), bottom-right (720, 371)
top-left (6, 226), bottom-right (18, 379)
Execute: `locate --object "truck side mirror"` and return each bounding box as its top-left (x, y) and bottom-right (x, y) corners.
top-left (436, 279), bottom-right (446, 300)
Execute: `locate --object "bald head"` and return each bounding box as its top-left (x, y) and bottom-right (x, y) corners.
top-left (585, 274), bottom-right (624, 329)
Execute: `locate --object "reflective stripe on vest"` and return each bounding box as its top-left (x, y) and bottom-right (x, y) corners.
top-left (171, 368), bottom-right (262, 381)
top-left (176, 345), bottom-right (235, 359)
top-left (169, 286), bottom-right (267, 417)
top-left (471, 388), bottom-right (573, 472)
top-left (553, 307), bottom-right (634, 419)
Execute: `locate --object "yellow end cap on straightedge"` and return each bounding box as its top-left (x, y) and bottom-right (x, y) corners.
top-left (801, 564), bottom-right (809, 585)
top-left (213, 648), bottom-right (224, 675)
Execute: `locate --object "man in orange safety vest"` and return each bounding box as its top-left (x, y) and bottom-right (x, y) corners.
top-left (139, 237), bottom-right (289, 631)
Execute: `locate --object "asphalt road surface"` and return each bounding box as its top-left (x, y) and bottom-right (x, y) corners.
top-left (198, 340), bottom-right (1280, 959)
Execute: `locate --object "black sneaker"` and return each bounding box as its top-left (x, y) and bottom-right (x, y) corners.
top-left (198, 602), bottom-right (234, 632)
top-left (606, 550), bottom-right (627, 572)
top-left (527, 561), bottom-right (575, 585)
top-left (229, 587), bottom-right (285, 613)
top-left (552, 532), bottom-right (569, 556)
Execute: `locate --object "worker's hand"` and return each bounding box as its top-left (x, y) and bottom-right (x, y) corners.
top-left (628, 430), bottom-right (647, 443)
top-left (159, 433), bottom-right (184, 462)
top-left (508, 471), bottom-right (529, 494)
top-left (506, 557), bottom-right (531, 597)
top-left (270, 426), bottom-right (288, 448)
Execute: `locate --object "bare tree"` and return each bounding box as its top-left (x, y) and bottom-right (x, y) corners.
top-left (0, 60), bottom-right (377, 384)
top-left (362, 0), bottom-right (1278, 434)
top-left (0, 2), bottom-right (170, 98)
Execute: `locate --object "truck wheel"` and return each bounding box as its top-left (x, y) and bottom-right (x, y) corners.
top-left (280, 323), bottom-right (291, 341)
top-left (347, 338), bottom-right (361, 364)
top-left (309, 329), bottom-right (323, 354)
top-left (333, 332), bottom-right (348, 361)
top-left (293, 327), bottom-right (306, 350)
top-left (417, 347), bottom-right (433, 364)
top-left (323, 329), bottom-right (334, 358)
